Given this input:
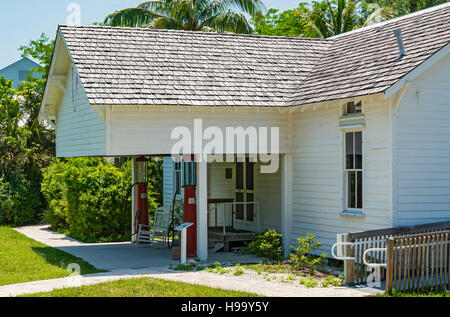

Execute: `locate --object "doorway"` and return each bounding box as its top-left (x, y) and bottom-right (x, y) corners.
top-left (234, 157), bottom-right (255, 228)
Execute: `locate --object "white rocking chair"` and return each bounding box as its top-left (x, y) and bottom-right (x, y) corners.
top-left (150, 206), bottom-right (172, 247)
top-left (137, 223), bottom-right (152, 244)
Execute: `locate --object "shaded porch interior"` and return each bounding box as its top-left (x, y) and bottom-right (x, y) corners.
top-left (155, 155), bottom-right (284, 258)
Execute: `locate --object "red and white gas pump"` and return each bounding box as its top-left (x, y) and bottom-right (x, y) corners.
top-left (183, 159), bottom-right (197, 257)
top-left (134, 156), bottom-right (149, 242)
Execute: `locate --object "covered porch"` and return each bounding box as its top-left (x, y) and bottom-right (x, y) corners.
top-left (144, 154), bottom-right (293, 261)
top-left (205, 157), bottom-right (281, 252)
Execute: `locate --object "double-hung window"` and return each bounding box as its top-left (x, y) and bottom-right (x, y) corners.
top-left (174, 160), bottom-right (182, 195)
top-left (345, 131), bottom-right (363, 211)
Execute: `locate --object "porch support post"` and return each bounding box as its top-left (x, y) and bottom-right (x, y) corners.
top-left (281, 153), bottom-right (293, 257)
top-left (196, 156), bottom-right (208, 261)
top-left (131, 157), bottom-right (138, 243)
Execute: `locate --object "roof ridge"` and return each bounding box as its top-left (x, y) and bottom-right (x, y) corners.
top-left (0, 57), bottom-right (42, 72)
top-left (330, 2), bottom-right (450, 39)
top-left (58, 24), bottom-right (328, 42)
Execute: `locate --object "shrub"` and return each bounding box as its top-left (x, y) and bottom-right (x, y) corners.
top-left (247, 229), bottom-right (284, 263)
top-left (41, 159), bottom-right (69, 231)
top-left (41, 158), bottom-right (158, 242)
top-left (64, 158), bottom-right (132, 242)
top-left (289, 233), bottom-right (327, 269)
top-left (0, 173), bottom-right (41, 226)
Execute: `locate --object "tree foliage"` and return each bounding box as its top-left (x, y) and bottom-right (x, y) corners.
top-left (0, 34), bottom-right (55, 226)
top-left (372, 0), bottom-right (449, 17)
top-left (253, 1), bottom-right (396, 38)
top-left (0, 77), bottom-right (54, 226)
top-left (104, 0), bottom-right (265, 33)
top-left (252, 6), bottom-right (309, 36)
top-left (19, 33), bottom-right (55, 80)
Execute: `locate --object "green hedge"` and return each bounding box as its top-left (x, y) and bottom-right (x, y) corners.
top-left (41, 158), bottom-right (157, 243)
top-left (0, 173), bottom-right (42, 226)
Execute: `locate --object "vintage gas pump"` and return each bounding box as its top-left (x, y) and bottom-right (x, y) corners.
top-left (135, 156), bottom-right (149, 241)
top-left (183, 160), bottom-right (197, 257)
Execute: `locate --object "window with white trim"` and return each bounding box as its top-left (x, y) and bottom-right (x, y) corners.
top-left (345, 131), bottom-right (363, 210)
top-left (174, 160), bottom-right (182, 194)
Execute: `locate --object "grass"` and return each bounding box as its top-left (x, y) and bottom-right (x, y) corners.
top-left (378, 289), bottom-right (450, 297)
top-left (22, 277), bottom-right (261, 297)
top-left (0, 226), bottom-right (102, 286)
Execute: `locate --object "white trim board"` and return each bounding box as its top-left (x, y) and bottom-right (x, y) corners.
top-left (384, 43), bottom-right (450, 99)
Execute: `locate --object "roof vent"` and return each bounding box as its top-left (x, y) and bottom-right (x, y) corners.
top-left (394, 29), bottom-right (406, 61)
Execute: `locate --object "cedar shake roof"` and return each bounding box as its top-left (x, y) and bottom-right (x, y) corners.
top-left (286, 2), bottom-right (450, 106)
top-left (57, 3), bottom-right (450, 107)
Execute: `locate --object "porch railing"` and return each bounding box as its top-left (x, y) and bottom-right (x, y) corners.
top-left (342, 220), bottom-right (450, 285)
top-left (207, 201), bottom-right (261, 235)
top-left (386, 230), bottom-right (450, 293)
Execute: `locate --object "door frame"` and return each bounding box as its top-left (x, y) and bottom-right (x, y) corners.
top-left (234, 156), bottom-right (257, 230)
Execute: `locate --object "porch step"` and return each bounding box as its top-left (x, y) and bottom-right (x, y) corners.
top-left (208, 239), bottom-right (224, 252)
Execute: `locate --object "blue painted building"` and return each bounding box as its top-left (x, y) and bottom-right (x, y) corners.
top-left (0, 57), bottom-right (42, 87)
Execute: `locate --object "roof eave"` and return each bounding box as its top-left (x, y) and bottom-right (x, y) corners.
top-left (384, 42), bottom-right (450, 100)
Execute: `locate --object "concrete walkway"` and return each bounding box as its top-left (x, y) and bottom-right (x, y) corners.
top-left (6, 225), bottom-right (380, 297)
top-left (14, 225), bottom-right (261, 270)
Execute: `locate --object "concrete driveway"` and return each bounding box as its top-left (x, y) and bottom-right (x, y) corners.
top-left (14, 225), bottom-right (261, 271)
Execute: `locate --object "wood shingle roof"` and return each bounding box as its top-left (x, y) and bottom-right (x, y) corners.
top-left (58, 3), bottom-right (450, 107)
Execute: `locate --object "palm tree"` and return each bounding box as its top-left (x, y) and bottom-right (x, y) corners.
top-left (103, 0), bottom-right (265, 34)
top-left (303, 0), bottom-right (394, 38)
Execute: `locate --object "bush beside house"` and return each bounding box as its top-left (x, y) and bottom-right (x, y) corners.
top-left (0, 173), bottom-right (41, 226)
top-left (41, 158), bottom-right (157, 242)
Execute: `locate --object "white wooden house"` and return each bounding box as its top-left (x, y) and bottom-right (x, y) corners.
top-left (0, 57), bottom-right (42, 88)
top-left (39, 4), bottom-right (450, 260)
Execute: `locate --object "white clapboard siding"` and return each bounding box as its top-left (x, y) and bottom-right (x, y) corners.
top-left (394, 53), bottom-right (450, 226)
top-left (56, 68), bottom-right (106, 157)
top-left (290, 100), bottom-right (393, 254)
top-left (0, 58), bottom-right (42, 88)
top-left (108, 107), bottom-right (287, 156)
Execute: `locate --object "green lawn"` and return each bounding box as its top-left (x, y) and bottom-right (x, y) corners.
top-left (378, 289), bottom-right (450, 297)
top-left (22, 277), bottom-right (261, 297)
top-left (0, 226), bottom-right (102, 286)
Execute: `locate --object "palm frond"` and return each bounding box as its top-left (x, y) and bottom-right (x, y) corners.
top-left (204, 0), bottom-right (264, 17)
top-left (138, 0), bottom-right (176, 16)
top-left (103, 0), bottom-right (258, 32)
top-left (151, 16), bottom-right (184, 29)
top-left (203, 10), bottom-right (253, 33)
top-left (103, 8), bottom-right (161, 27)
top-left (363, 5), bottom-right (395, 26)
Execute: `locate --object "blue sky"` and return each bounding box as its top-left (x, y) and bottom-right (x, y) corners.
top-left (0, 0), bottom-right (301, 69)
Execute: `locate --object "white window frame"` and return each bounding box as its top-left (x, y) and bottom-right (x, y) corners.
top-left (234, 157), bottom-right (255, 224)
top-left (343, 130), bottom-right (364, 215)
top-left (173, 158), bottom-right (183, 198)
